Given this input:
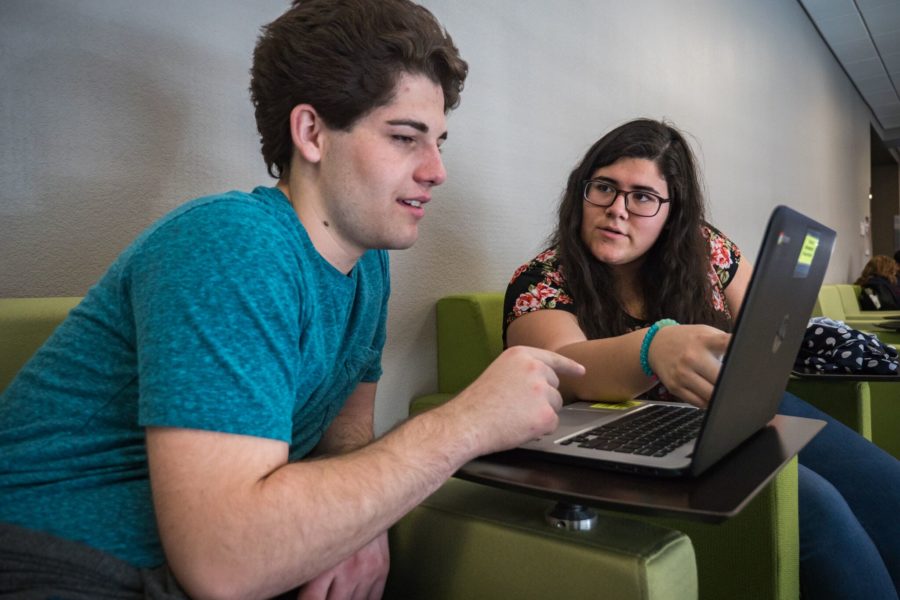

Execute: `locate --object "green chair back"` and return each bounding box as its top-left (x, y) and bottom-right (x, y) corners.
top-left (835, 284), bottom-right (862, 315)
top-left (0, 297), bottom-right (81, 393)
top-left (436, 293), bottom-right (505, 394)
top-left (816, 286), bottom-right (846, 321)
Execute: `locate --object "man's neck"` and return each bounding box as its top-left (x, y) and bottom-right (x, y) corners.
top-left (277, 178), bottom-right (362, 275)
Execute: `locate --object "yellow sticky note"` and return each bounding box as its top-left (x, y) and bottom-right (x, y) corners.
top-left (797, 233), bottom-right (819, 267)
top-left (589, 400), bottom-right (644, 410)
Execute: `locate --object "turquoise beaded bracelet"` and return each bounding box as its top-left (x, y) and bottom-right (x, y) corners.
top-left (639, 319), bottom-right (678, 377)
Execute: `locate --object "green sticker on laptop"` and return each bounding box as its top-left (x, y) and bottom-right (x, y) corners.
top-left (589, 400), bottom-right (644, 410)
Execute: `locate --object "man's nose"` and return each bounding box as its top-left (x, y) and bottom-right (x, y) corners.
top-left (415, 146), bottom-right (446, 187)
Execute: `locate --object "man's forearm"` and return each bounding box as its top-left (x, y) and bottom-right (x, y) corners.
top-left (154, 402), bottom-right (476, 600)
top-left (153, 346), bottom-right (578, 600)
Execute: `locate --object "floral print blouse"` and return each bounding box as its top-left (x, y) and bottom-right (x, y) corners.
top-left (503, 224), bottom-right (742, 339)
top-left (502, 225), bottom-right (741, 400)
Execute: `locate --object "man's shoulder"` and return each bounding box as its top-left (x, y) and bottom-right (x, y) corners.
top-left (131, 186), bottom-right (300, 256)
top-left (107, 186), bottom-right (308, 296)
top-left (162, 186), bottom-right (292, 228)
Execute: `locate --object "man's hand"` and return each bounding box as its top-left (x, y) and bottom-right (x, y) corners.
top-left (446, 346), bottom-right (585, 456)
top-left (647, 324), bottom-right (731, 408)
top-left (296, 531), bottom-right (389, 600)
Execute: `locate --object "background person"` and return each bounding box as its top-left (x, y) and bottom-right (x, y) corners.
top-left (855, 254), bottom-right (900, 310)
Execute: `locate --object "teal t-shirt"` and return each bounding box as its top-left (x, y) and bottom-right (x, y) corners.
top-left (0, 186), bottom-right (390, 567)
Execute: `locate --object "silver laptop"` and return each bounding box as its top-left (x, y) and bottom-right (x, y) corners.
top-left (518, 205), bottom-right (835, 477)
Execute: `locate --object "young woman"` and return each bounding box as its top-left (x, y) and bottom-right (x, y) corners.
top-left (504, 118), bottom-right (900, 600)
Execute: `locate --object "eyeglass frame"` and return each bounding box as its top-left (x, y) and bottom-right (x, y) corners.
top-left (581, 179), bottom-right (671, 217)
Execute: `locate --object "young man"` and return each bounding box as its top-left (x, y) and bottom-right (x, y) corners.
top-left (0, 1), bottom-right (583, 598)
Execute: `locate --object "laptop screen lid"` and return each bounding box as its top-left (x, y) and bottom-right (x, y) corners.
top-left (517, 205), bottom-right (835, 478)
top-left (688, 205), bottom-right (835, 475)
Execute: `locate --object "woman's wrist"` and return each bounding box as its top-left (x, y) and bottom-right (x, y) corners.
top-left (639, 319), bottom-right (678, 377)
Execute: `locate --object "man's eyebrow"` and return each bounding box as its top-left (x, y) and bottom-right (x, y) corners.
top-left (387, 119), bottom-right (427, 132)
top-left (386, 119), bottom-right (448, 141)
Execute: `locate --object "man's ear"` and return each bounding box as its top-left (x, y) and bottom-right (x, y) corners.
top-left (289, 104), bottom-right (324, 164)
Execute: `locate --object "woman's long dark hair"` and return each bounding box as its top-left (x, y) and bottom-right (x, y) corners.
top-left (551, 118), bottom-right (727, 338)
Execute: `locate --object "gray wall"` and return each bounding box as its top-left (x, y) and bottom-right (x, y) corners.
top-left (871, 164), bottom-right (900, 255)
top-left (1, 1), bottom-right (875, 432)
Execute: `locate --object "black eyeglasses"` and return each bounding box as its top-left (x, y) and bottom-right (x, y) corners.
top-left (582, 180), bottom-right (671, 217)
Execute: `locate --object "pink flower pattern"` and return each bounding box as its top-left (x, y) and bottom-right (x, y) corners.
top-left (701, 224), bottom-right (741, 319)
top-left (509, 263), bottom-right (528, 284)
top-left (507, 248), bottom-right (575, 322)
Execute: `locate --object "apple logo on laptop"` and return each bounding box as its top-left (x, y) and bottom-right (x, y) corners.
top-left (772, 314), bottom-right (789, 354)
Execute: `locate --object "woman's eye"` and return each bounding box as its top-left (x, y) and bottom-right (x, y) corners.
top-left (633, 193), bottom-right (653, 203)
top-left (595, 183), bottom-right (615, 194)
top-left (393, 135), bottom-right (414, 144)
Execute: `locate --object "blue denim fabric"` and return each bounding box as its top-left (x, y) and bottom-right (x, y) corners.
top-left (779, 393), bottom-right (900, 600)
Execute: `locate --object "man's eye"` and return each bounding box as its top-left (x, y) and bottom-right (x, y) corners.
top-left (392, 135), bottom-right (415, 144)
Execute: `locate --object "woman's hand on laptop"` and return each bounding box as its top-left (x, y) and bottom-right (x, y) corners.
top-left (647, 325), bottom-right (731, 409)
top-left (449, 346), bottom-right (585, 456)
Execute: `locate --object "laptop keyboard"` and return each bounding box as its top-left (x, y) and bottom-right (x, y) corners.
top-left (562, 405), bottom-right (704, 457)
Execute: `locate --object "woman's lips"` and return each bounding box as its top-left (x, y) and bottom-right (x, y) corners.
top-left (599, 226), bottom-right (626, 238)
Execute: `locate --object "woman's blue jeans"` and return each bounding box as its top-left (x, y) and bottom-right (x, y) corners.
top-left (779, 392), bottom-right (899, 600)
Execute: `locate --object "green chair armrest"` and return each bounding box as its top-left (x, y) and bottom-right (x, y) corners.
top-left (387, 479), bottom-right (697, 600)
top-left (640, 459), bottom-right (799, 600)
top-left (870, 380), bottom-right (900, 460)
top-left (786, 379), bottom-right (872, 440)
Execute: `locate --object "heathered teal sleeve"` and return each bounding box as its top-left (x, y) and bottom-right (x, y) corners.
top-left (129, 199), bottom-right (302, 442)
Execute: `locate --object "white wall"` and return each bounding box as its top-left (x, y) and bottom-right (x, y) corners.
top-left (1, 0), bottom-right (874, 432)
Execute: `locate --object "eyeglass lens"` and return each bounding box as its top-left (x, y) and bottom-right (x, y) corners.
top-left (583, 181), bottom-right (661, 217)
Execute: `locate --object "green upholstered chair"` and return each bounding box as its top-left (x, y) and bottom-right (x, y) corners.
top-left (811, 285), bottom-right (900, 459)
top-left (814, 284), bottom-right (900, 345)
top-left (787, 379), bottom-right (872, 439)
top-left (811, 285), bottom-right (896, 335)
top-left (0, 297), bottom-right (82, 392)
top-left (835, 283), bottom-right (900, 320)
top-left (811, 284), bottom-right (845, 320)
top-left (870, 380), bottom-right (900, 460)
top-left (411, 293), bottom-right (802, 600)
top-left (0, 297), bottom-right (698, 600)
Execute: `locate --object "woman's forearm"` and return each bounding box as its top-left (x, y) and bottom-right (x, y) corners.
top-left (555, 329), bottom-right (655, 401)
